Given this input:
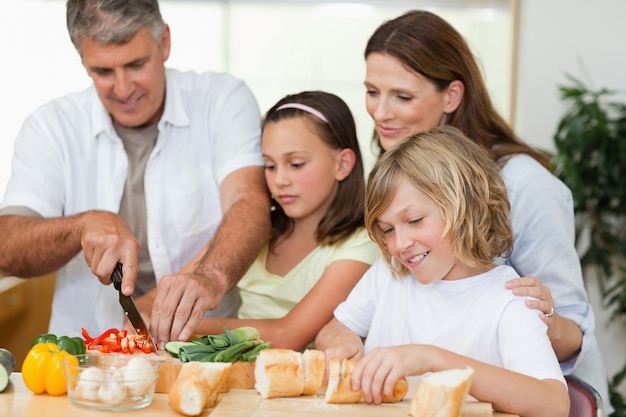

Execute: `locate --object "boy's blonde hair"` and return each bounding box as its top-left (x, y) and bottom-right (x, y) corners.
top-left (365, 126), bottom-right (513, 278)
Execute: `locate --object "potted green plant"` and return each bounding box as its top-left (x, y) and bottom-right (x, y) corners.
top-left (551, 74), bottom-right (626, 416)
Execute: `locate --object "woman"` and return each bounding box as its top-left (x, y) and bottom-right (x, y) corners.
top-left (361, 9), bottom-right (611, 413)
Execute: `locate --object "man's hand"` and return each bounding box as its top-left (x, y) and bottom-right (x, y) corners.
top-left (150, 271), bottom-right (229, 346)
top-left (80, 210), bottom-right (139, 296)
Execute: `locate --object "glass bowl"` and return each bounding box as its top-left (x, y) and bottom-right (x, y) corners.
top-left (63, 353), bottom-right (160, 411)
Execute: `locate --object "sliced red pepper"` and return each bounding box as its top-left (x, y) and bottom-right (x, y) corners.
top-left (84, 328), bottom-right (121, 350)
top-left (116, 329), bottom-right (127, 344)
top-left (139, 343), bottom-right (152, 354)
top-left (81, 327), bottom-right (94, 344)
top-left (128, 337), bottom-right (136, 354)
top-left (81, 327), bottom-right (152, 354)
top-left (102, 334), bottom-right (122, 352)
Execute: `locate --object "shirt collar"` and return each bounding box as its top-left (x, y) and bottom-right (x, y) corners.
top-left (90, 87), bottom-right (116, 141)
top-left (159, 68), bottom-right (190, 129)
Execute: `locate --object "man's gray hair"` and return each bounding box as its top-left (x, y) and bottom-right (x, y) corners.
top-left (66, 0), bottom-right (164, 52)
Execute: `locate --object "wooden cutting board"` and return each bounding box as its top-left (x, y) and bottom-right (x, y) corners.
top-left (210, 389), bottom-right (504, 417)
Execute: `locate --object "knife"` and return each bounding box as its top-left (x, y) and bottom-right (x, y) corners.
top-left (111, 263), bottom-right (157, 352)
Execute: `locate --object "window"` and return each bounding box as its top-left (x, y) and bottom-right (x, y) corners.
top-left (0, 0), bottom-right (516, 193)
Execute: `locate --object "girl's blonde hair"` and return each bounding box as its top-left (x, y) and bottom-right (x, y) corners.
top-left (365, 126), bottom-right (513, 277)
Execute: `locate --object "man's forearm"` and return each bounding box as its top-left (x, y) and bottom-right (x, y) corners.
top-left (0, 214), bottom-right (83, 277)
top-left (194, 195), bottom-right (270, 293)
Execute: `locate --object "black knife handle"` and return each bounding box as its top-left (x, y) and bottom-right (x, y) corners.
top-left (111, 263), bottom-right (123, 291)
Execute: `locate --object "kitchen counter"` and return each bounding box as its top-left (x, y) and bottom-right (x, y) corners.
top-left (3, 373), bottom-right (519, 417)
top-left (4, 373), bottom-right (176, 417)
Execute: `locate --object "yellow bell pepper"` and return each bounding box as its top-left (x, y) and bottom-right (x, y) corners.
top-left (22, 342), bottom-right (78, 396)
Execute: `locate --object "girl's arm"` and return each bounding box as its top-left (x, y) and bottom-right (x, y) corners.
top-left (194, 259), bottom-right (371, 351)
top-left (352, 345), bottom-right (569, 417)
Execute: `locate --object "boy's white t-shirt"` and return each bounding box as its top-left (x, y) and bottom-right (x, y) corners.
top-left (333, 258), bottom-right (565, 384)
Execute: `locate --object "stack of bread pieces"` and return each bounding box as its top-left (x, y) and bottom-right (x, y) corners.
top-left (253, 348), bottom-right (408, 403)
top-left (168, 347), bottom-right (475, 417)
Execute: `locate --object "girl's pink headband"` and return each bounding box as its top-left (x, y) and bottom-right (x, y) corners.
top-left (275, 103), bottom-right (328, 123)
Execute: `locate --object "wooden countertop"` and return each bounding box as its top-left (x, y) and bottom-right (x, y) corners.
top-left (3, 373), bottom-right (519, 417)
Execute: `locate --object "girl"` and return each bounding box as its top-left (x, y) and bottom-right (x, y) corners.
top-left (316, 127), bottom-right (569, 417)
top-left (361, 10), bottom-right (609, 412)
top-left (194, 91), bottom-right (379, 350)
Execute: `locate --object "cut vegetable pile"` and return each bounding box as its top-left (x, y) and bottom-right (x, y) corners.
top-left (165, 326), bottom-right (270, 363)
top-left (81, 328), bottom-right (153, 354)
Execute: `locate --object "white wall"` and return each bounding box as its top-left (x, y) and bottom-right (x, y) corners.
top-left (515, 0), bottom-right (626, 387)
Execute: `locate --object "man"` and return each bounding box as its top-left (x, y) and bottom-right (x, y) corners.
top-left (0, 0), bottom-right (270, 348)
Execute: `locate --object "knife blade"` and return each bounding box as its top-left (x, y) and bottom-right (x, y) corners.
top-left (111, 263), bottom-right (157, 352)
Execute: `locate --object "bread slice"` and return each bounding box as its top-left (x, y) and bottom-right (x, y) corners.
top-left (324, 358), bottom-right (408, 404)
top-left (184, 362), bottom-right (232, 390)
top-left (301, 349), bottom-right (325, 395)
top-left (168, 375), bottom-right (209, 417)
top-left (408, 367), bottom-right (474, 417)
top-left (382, 376), bottom-right (409, 403)
top-left (168, 362), bottom-right (232, 416)
top-left (325, 358), bottom-right (363, 403)
top-left (254, 348), bottom-right (305, 399)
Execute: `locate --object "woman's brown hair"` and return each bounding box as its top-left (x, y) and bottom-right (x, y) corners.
top-left (365, 10), bottom-right (550, 170)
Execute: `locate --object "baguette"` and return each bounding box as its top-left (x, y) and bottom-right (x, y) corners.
top-left (254, 348), bottom-right (305, 399)
top-left (168, 362), bottom-right (232, 416)
top-left (302, 349), bottom-right (325, 395)
top-left (408, 367), bottom-right (474, 417)
top-left (324, 358), bottom-right (408, 404)
top-left (254, 348), bottom-right (326, 399)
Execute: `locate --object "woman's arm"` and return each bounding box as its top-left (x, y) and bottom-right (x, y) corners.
top-left (194, 259), bottom-right (371, 351)
top-left (501, 157), bottom-right (590, 362)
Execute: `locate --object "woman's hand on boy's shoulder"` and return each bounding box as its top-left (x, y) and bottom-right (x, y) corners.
top-left (505, 275), bottom-right (555, 322)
